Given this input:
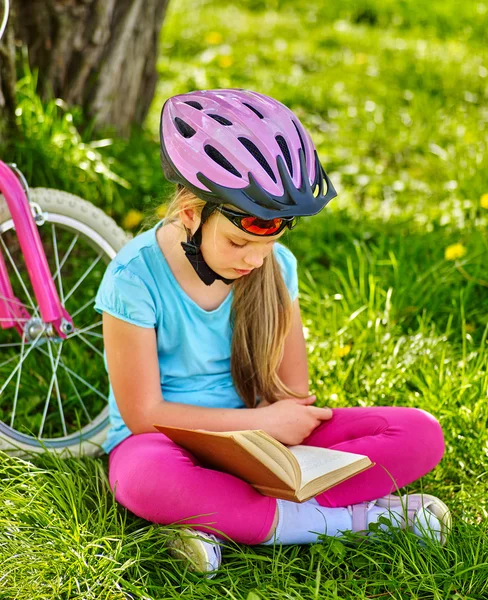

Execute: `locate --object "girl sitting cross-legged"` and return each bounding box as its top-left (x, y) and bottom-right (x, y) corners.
top-left (94, 89), bottom-right (451, 577)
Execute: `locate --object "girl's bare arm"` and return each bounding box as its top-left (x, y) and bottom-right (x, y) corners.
top-left (102, 313), bottom-right (260, 434)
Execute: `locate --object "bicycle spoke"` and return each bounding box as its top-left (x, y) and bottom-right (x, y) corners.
top-left (58, 357), bottom-right (107, 400)
top-left (51, 233), bottom-right (79, 284)
top-left (64, 253), bottom-right (103, 304)
top-left (51, 224), bottom-right (65, 305)
top-left (67, 321), bottom-right (103, 338)
top-left (0, 342), bottom-right (24, 347)
top-left (70, 297), bottom-right (95, 319)
top-left (39, 342), bottom-right (65, 438)
top-left (80, 331), bottom-right (103, 340)
top-left (77, 333), bottom-right (104, 359)
top-left (0, 353), bottom-right (21, 370)
top-left (35, 343), bottom-right (107, 401)
top-left (63, 365), bottom-right (92, 423)
top-left (33, 344), bottom-right (95, 427)
top-left (0, 291), bottom-right (32, 312)
top-left (0, 292), bottom-right (31, 323)
top-left (0, 317), bottom-right (29, 323)
top-left (47, 341), bottom-right (67, 438)
top-left (0, 329), bottom-right (44, 396)
top-left (10, 333), bottom-right (27, 429)
top-left (0, 235), bottom-right (40, 318)
top-left (0, 306), bottom-right (103, 439)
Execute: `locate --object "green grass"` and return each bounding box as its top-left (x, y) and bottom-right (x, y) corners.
top-left (1, 0), bottom-right (488, 597)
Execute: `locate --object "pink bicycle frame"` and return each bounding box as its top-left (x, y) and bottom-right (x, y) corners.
top-left (0, 160), bottom-right (73, 339)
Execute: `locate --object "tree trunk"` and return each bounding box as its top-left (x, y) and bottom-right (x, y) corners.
top-left (0, 2), bottom-right (18, 143)
top-left (7, 0), bottom-right (170, 135)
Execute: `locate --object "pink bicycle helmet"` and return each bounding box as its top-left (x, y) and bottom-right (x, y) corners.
top-left (160, 89), bottom-right (336, 220)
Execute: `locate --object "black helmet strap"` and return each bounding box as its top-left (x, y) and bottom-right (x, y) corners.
top-left (180, 203), bottom-right (234, 286)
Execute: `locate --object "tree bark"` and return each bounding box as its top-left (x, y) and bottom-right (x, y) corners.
top-left (0, 2), bottom-right (18, 142)
top-left (7, 0), bottom-right (169, 135)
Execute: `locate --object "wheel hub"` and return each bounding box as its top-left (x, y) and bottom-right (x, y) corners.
top-left (24, 317), bottom-right (66, 344)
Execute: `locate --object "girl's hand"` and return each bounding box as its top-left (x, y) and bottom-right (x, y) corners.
top-left (258, 396), bottom-right (333, 446)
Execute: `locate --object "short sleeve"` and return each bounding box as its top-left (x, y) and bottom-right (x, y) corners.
top-left (274, 243), bottom-right (299, 301)
top-left (94, 263), bottom-right (157, 328)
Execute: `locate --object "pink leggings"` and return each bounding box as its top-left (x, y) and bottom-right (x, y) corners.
top-left (108, 407), bottom-right (444, 545)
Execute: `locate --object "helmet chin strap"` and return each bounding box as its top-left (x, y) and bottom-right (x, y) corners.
top-left (180, 204), bottom-right (235, 286)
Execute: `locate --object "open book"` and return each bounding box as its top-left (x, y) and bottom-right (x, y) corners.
top-left (154, 425), bottom-right (373, 503)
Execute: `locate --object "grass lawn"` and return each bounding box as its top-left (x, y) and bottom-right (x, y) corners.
top-left (1, 0), bottom-right (487, 598)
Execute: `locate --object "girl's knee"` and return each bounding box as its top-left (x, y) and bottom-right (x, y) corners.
top-left (411, 408), bottom-right (445, 464)
top-left (414, 407), bottom-right (443, 435)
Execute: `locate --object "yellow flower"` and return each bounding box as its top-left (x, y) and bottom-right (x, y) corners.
top-left (465, 323), bottom-right (476, 334)
top-left (156, 204), bottom-right (168, 219)
top-left (480, 193), bottom-right (488, 209)
top-left (205, 31), bottom-right (223, 45)
top-left (444, 243), bottom-right (467, 261)
top-left (122, 209), bottom-right (143, 230)
top-left (333, 345), bottom-right (351, 358)
top-left (218, 55), bottom-right (234, 68)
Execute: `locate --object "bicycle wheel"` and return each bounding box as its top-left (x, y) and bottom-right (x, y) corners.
top-left (0, 188), bottom-right (131, 456)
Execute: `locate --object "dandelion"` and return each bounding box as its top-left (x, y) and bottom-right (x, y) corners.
top-left (156, 204), bottom-right (168, 219)
top-left (444, 243), bottom-right (466, 261)
top-left (480, 194), bottom-right (488, 209)
top-left (205, 31), bottom-right (223, 45)
top-left (218, 56), bottom-right (234, 68)
top-left (333, 345), bottom-right (351, 358)
top-left (122, 209), bottom-right (143, 230)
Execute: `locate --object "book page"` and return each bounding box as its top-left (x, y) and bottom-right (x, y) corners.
top-left (288, 445), bottom-right (368, 487)
top-left (238, 434), bottom-right (295, 488)
top-left (241, 431), bottom-right (298, 485)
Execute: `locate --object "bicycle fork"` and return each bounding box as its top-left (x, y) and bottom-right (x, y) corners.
top-left (0, 160), bottom-right (74, 340)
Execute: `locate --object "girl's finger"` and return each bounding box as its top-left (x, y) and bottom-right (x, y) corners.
top-left (294, 395), bottom-right (316, 404)
top-left (309, 406), bottom-right (333, 420)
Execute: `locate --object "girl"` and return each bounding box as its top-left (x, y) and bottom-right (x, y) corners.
top-left (94, 89), bottom-right (450, 577)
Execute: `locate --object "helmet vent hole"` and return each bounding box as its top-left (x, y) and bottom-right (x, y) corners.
top-left (238, 137), bottom-right (277, 183)
top-left (174, 117), bottom-right (196, 139)
top-left (204, 145), bottom-right (242, 178)
top-left (292, 120), bottom-right (307, 159)
top-left (242, 102), bottom-right (264, 119)
top-left (208, 114), bottom-right (233, 126)
top-left (275, 135), bottom-right (293, 177)
top-left (184, 101), bottom-right (203, 110)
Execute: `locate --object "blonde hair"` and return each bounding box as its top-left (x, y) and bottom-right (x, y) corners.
top-left (160, 186), bottom-right (307, 408)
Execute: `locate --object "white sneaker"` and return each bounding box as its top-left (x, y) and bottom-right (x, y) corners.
top-left (166, 528), bottom-right (223, 577)
top-left (348, 493), bottom-right (452, 545)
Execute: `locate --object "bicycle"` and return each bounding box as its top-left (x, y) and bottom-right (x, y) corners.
top-left (0, 1), bottom-right (130, 456)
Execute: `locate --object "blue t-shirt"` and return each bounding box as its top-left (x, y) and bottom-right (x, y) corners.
top-left (94, 219), bottom-right (299, 453)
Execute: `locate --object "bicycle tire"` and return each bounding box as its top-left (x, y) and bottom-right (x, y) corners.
top-left (0, 188), bottom-right (131, 456)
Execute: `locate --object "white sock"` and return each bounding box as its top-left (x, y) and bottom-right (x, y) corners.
top-left (261, 497), bottom-right (442, 545)
top-left (261, 498), bottom-right (351, 545)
